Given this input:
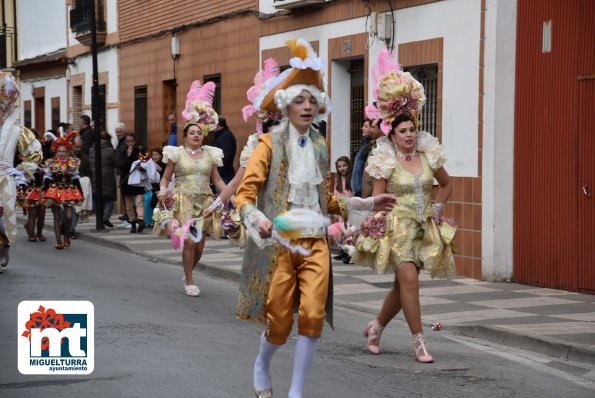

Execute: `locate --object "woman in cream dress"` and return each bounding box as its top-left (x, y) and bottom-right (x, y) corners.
top-left (157, 80), bottom-right (226, 297)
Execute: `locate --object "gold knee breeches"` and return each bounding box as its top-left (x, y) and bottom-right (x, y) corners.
top-left (265, 238), bottom-right (329, 345)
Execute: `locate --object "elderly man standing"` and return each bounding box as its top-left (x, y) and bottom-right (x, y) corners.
top-left (0, 72), bottom-right (42, 269)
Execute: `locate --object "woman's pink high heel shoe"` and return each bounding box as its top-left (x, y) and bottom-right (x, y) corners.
top-left (413, 332), bottom-right (434, 363)
top-left (363, 319), bottom-right (385, 354)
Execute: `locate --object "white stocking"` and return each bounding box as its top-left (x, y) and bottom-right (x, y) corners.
top-left (288, 335), bottom-right (318, 398)
top-left (254, 332), bottom-right (282, 391)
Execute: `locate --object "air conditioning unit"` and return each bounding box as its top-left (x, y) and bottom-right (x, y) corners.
top-left (274, 0), bottom-right (329, 11)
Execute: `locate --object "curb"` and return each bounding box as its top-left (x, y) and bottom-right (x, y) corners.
top-left (16, 216), bottom-right (240, 284)
top-left (447, 324), bottom-right (595, 365)
top-left (75, 230), bottom-right (242, 284)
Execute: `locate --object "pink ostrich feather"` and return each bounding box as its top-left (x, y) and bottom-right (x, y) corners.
top-left (242, 104), bottom-right (256, 122)
top-left (371, 50), bottom-right (400, 91)
top-left (365, 104), bottom-right (382, 120)
top-left (182, 80), bottom-right (216, 121)
top-left (262, 58), bottom-right (280, 83)
top-left (246, 58), bottom-right (280, 103)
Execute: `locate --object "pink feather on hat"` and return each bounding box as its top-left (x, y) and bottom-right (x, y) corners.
top-left (372, 49), bottom-right (400, 89)
top-left (243, 58), bottom-right (281, 130)
top-left (181, 80), bottom-right (216, 121)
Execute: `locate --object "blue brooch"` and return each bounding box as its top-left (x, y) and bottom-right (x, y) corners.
top-left (298, 135), bottom-right (307, 148)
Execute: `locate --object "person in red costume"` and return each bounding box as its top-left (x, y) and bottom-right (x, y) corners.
top-left (39, 132), bottom-right (84, 249)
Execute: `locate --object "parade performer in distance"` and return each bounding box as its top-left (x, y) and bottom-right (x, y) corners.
top-left (156, 80), bottom-right (227, 297)
top-left (24, 129), bottom-right (53, 242)
top-left (41, 132), bottom-right (84, 250)
top-left (354, 50), bottom-right (457, 362)
top-left (234, 39), bottom-right (396, 398)
top-left (0, 72), bottom-right (42, 269)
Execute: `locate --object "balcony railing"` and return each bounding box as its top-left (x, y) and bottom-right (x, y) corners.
top-left (69, 0), bottom-right (106, 46)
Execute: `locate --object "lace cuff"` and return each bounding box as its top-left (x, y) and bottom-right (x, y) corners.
top-left (240, 203), bottom-right (273, 248)
top-left (343, 196), bottom-right (375, 228)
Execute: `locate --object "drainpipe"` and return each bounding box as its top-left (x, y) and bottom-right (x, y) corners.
top-left (12, 0), bottom-right (16, 61)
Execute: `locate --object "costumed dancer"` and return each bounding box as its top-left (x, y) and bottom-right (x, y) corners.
top-left (42, 132), bottom-right (84, 249)
top-left (203, 58), bottom-right (283, 246)
top-left (0, 72), bottom-right (43, 269)
top-left (156, 80), bottom-right (227, 297)
top-left (234, 39), bottom-right (395, 398)
top-left (354, 50), bottom-right (456, 362)
top-left (24, 130), bottom-right (55, 242)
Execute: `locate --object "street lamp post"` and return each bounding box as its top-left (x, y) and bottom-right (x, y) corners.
top-left (89, 0), bottom-right (104, 232)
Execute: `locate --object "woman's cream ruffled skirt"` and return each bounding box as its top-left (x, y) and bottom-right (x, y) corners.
top-left (352, 213), bottom-right (457, 279)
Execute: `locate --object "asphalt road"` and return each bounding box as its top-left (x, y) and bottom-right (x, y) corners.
top-left (1, 234), bottom-right (594, 397)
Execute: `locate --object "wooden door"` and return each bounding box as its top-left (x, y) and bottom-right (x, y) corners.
top-left (578, 77), bottom-right (595, 293)
top-left (34, 96), bottom-right (45, 133)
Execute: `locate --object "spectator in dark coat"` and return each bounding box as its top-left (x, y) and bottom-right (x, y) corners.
top-left (90, 131), bottom-right (118, 227)
top-left (212, 117), bottom-right (236, 184)
top-left (78, 115), bottom-right (93, 155)
top-left (72, 136), bottom-right (92, 178)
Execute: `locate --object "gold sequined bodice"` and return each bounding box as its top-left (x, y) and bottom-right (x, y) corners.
top-left (173, 150), bottom-right (213, 195)
top-left (387, 153), bottom-right (434, 222)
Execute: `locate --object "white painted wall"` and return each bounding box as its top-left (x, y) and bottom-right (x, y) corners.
top-left (19, 77), bottom-right (68, 132)
top-left (259, 0), bottom-right (481, 178)
top-left (482, 0), bottom-right (517, 280)
top-left (68, 48), bottom-right (119, 136)
top-left (17, 0), bottom-right (66, 60)
top-left (392, 0), bottom-right (481, 177)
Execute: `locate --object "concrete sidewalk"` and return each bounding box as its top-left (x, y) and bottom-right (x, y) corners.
top-left (17, 213), bottom-right (595, 366)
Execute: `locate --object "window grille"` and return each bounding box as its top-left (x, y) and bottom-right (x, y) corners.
top-left (403, 64), bottom-right (438, 137)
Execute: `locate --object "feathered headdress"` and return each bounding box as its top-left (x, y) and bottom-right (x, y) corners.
top-left (255, 38), bottom-right (330, 115)
top-left (181, 80), bottom-right (219, 136)
top-left (0, 72), bottom-right (20, 113)
top-left (51, 131), bottom-right (78, 153)
top-left (365, 50), bottom-right (426, 135)
top-left (242, 58), bottom-right (283, 134)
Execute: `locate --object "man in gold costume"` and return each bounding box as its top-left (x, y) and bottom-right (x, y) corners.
top-left (235, 39), bottom-right (395, 398)
top-left (0, 72), bottom-right (42, 269)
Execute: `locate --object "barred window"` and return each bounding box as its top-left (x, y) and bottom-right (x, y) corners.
top-left (403, 64), bottom-right (438, 137)
top-left (348, 58), bottom-right (365, 159)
